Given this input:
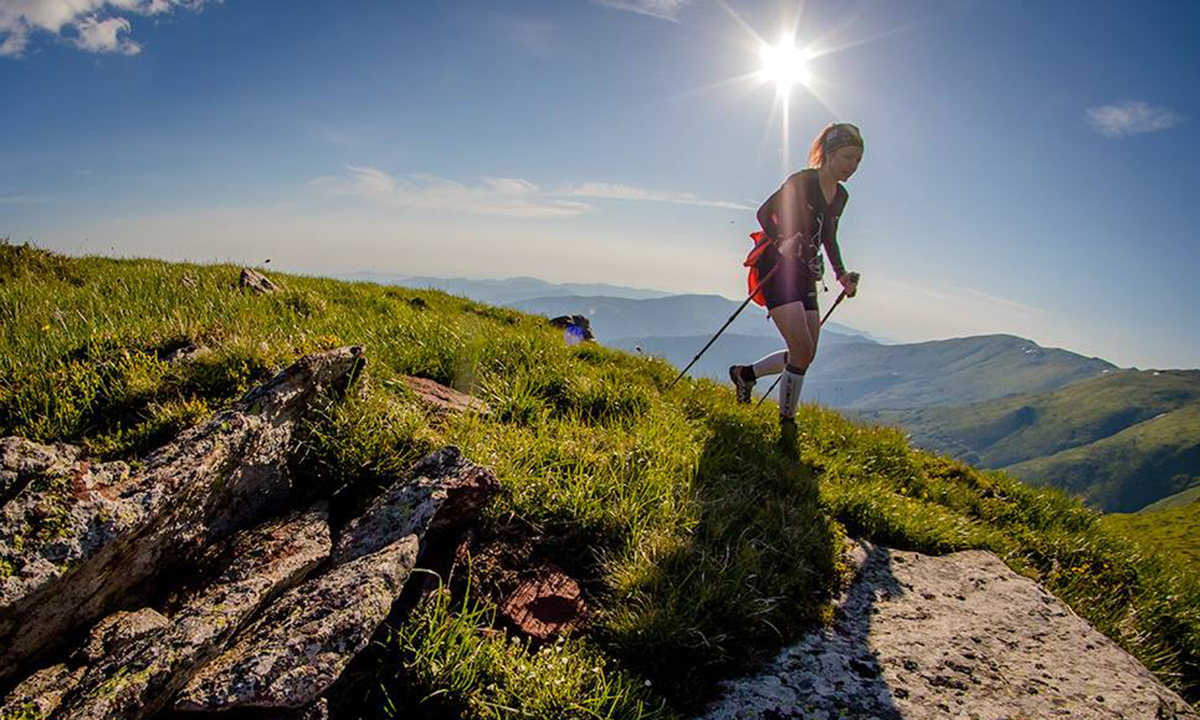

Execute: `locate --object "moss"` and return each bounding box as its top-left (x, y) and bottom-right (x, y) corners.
top-left (0, 701), bottom-right (44, 720)
top-left (88, 664), bottom-right (153, 701)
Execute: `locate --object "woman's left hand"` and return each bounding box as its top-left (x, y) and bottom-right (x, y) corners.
top-left (839, 271), bottom-right (860, 298)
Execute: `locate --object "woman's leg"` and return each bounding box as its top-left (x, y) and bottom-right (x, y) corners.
top-left (806, 309), bottom-right (821, 361)
top-left (769, 301), bottom-right (815, 419)
top-left (751, 349), bottom-right (788, 378)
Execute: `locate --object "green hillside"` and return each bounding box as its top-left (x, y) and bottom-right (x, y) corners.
top-left (1, 241), bottom-right (1197, 716)
top-left (1103, 501), bottom-right (1200, 574)
top-left (1005, 402), bottom-right (1200, 511)
top-left (1140, 485), bottom-right (1200, 513)
top-left (867, 370), bottom-right (1200, 512)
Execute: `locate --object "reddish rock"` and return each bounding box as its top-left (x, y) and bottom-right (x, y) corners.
top-left (401, 376), bottom-right (489, 416)
top-left (499, 566), bottom-right (587, 642)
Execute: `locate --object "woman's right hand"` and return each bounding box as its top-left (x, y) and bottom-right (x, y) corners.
top-left (777, 232), bottom-right (802, 258)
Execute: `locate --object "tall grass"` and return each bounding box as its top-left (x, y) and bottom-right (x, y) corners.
top-left (1, 240), bottom-right (1196, 715)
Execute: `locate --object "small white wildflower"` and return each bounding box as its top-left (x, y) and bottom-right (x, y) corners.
top-left (644, 680), bottom-right (652, 687)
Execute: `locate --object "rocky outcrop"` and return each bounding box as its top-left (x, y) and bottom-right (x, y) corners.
top-left (697, 541), bottom-right (1199, 720)
top-left (1, 346), bottom-right (501, 719)
top-left (176, 447), bottom-right (499, 711)
top-left (51, 505), bottom-right (332, 720)
top-left (0, 346), bottom-right (364, 680)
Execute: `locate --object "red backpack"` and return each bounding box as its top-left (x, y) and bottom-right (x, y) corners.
top-left (744, 230), bottom-right (773, 307)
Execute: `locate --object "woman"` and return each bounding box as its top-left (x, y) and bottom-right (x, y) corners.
top-left (729, 122), bottom-right (863, 438)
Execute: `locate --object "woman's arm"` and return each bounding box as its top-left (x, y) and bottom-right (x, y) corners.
top-left (821, 189), bottom-right (849, 279)
top-left (756, 190), bottom-right (780, 239)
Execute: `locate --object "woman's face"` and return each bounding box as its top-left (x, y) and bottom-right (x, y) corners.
top-left (828, 145), bottom-right (863, 182)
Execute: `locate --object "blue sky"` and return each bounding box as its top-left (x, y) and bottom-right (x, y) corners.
top-left (2, 0), bottom-right (1197, 369)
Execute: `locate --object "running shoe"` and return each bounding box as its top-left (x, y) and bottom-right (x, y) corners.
top-left (779, 416), bottom-right (798, 453)
top-left (729, 365), bottom-right (755, 404)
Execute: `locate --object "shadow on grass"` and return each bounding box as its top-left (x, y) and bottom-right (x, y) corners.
top-left (599, 406), bottom-right (846, 714)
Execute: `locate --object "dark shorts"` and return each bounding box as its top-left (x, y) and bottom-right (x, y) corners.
top-left (756, 253), bottom-right (819, 311)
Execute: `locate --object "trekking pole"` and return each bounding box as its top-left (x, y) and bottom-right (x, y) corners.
top-left (666, 261), bottom-right (783, 391)
top-left (754, 276), bottom-right (856, 408)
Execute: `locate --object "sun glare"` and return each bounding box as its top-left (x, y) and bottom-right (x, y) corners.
top-left (759, 40), bottom-right (811, 90)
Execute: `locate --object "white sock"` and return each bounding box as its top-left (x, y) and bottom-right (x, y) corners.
top-left (751, 350), bottom-right (788, 379)
top-left (778, 363), bottom-right (806, 419)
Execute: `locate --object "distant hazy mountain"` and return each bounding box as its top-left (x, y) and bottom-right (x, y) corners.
top-left (336, 275), bottom-right (883, 344)
top-left (509, 293), bottom-right (880, 344)
top-left (868, 369), bottom-right (1200, 512)
top-left (608, 332), bottom-right (872, 390)
top-left (614, 333), bottom-right (1111, 410)
top-left (337, 274), bottom-right (674, 304)
top-left (511, 294), bottom-right (776, 341)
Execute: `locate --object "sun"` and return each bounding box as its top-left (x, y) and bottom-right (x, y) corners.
top-left (758, 39), bottom-right (811, 91)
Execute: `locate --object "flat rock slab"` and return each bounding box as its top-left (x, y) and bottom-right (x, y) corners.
top-left (81, 608), bottom-right (169, 663)
top-left (698, 542), bottom-right (1198, 720)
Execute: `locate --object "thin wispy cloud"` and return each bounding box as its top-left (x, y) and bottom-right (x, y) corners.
top-left (0, 193), bottom-right (41, 204)
top-left (564, 181), bottom-right (753, 210)
top-left (310, 167), bottom-right (594, 219)
top-left (0, 0), bottom-right (213, 57)
top-left (311, 167), bottom-right (751, 218)
top-left (593, 0), bottom-right (689, 22)
top-left (1086, 100), bottom-right (1182, 138)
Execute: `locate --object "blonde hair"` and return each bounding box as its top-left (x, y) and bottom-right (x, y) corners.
top-left (808, 122), bottom-right (864, 168)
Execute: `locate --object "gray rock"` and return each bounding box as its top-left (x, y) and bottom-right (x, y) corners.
top-left (696, 541), bottom-right (1199, 720)
top-left (175, 447), bottom-right (500, 711)
top-left (0, 437), bottom-right (82, 506)
top-left (0, 663), bottom-right (86, 719)
top-left (264, 697), bottom-right (329, 719)
top-left (50, 503), bottom-right (331, 720)
top-left (80, 608), bottom-right (169, 663)
top-left (334, 446), bottom-right (501, 563)
top-left (0, 346), bottom-right (363, 681)
top-left (177, 537), bottom-right (419, 711)
top-left (240, 268), bottom-right (279, 294)
top-left (162, 343), bottom-right (210, 365)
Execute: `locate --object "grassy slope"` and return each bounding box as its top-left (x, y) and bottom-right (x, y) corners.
top-left (1102, 501), bottom-right (1200, 575)
top-left (1, 242), bottom-right (1197, 717)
